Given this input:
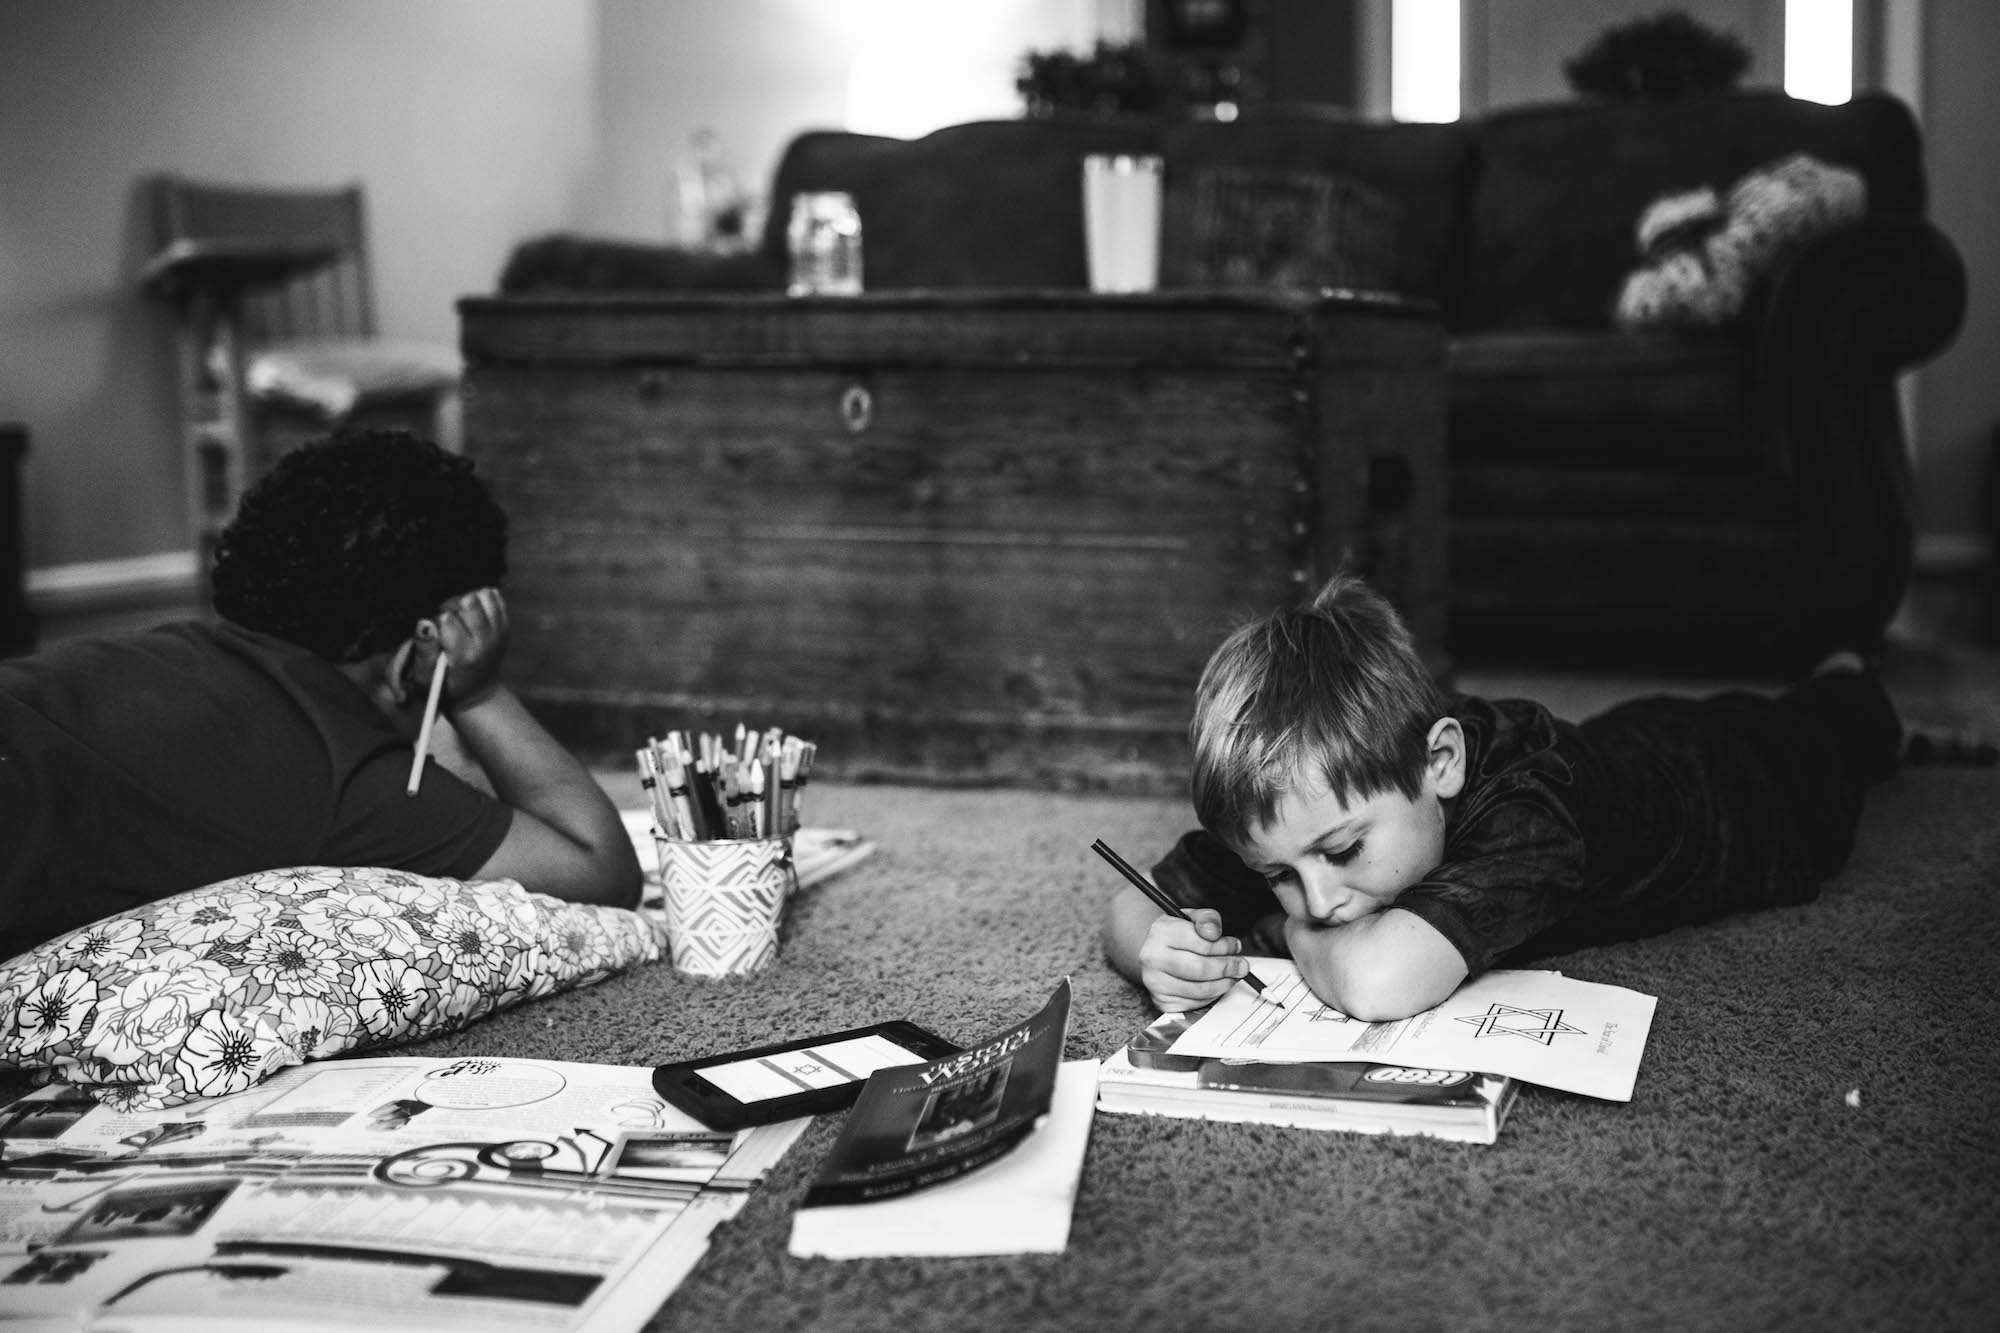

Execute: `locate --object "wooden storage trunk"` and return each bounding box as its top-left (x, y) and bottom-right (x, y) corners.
top-left (457, 291), bottom-right (1444, 791)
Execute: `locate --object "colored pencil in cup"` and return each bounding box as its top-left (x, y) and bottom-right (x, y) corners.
top-left (1090, 837), bottom-right (1285, 1008)
top-left (660, 747), bottom-right (705, 840)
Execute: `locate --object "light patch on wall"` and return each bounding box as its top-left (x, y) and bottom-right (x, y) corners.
top-left (1391, 0), bottom-right (1459, 123)
top-left (835, 0), bottom-right (1096, 139)
top-left (1785, 0), bottom-right (1852, 105)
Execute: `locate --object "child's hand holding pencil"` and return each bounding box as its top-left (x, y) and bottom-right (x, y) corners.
top-left (1093, 838), bottom-right (1285, 1012)
top-left (404, 588), bottom-right (510, 796)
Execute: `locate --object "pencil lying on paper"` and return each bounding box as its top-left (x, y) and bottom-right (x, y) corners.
top-left (405, 654), bottom-right (449, 796)
top-left (1090, 838), bottom-right (1285, 1008)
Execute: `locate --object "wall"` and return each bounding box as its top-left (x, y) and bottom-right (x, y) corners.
top-left (0, 0), bottom-right (596, 573)
top-left (588, 0), bottom-right (1102, 246)
top-left (1466, 0), bottom-right (1785, 111)
top-left (1914, 0), bottom-right (2000, 555)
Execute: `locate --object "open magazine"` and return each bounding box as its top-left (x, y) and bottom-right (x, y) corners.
top-left (0, 1056), bottom-right (807, 1332)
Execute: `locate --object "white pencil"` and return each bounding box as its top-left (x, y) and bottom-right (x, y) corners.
top-left (405, 653), bottom-right (448, 796)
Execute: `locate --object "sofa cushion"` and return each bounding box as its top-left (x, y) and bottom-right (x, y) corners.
top-left (763, 119), bottom-right (1162, 290)
top-left (1449, 330), bottom-right (1746, 471)
top-left (1160, 113), bottom-right (1472, 304)
top-left (1459, 91), bottom-right (1926, 333)
top-left (247, 338), bottom-right (461, 419)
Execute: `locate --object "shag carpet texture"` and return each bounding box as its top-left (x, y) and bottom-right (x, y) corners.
top-left (15, 769), bottom-right (1990, 1330)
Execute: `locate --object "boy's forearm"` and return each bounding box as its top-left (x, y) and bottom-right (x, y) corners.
top-left (449, 685), bottom-right (638, 899)
top-left (1284, 908), bottom-right (1468, 1021)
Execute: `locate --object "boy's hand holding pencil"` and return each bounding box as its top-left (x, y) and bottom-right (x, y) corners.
top-left (1093, 838), bottom-right (1284, 1012)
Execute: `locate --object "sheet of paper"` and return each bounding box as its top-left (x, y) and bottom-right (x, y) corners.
top-left (786, 1060), bottom-right (1099, 1259)
top-left (1168, 963), bottom-right (1657, 1101)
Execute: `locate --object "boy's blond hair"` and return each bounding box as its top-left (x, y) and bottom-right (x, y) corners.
top-left (1190, 573), bottom-right (1444, 845)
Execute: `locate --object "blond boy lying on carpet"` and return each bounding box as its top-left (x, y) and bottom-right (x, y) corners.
top-left (1103, 574), bottom-right (1901, 1022)
top-left (0, 429), bottom-right (640, 962)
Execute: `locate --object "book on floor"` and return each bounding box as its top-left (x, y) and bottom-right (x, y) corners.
top-left (788, 978), bottom-right (1095, 1259)
top-left (1097, 1008), bottom-right (1519, 1145)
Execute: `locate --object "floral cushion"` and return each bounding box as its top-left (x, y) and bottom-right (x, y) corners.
top-left (0, 866), bottom-right (664, 1111)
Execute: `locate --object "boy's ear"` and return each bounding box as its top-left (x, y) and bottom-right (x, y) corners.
top-left (1427, 717), bottom-right (1467, 800)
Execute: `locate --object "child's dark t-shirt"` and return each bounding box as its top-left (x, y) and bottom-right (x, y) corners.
top-left (0, 619), bottom-right (512, 959)
top-left (1152, 675), bottom-right (1895, 975)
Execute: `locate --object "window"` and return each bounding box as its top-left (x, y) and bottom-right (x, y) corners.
top-left (838, 0), bottom-right (1098, 138)
top-left (1390, 0), bottom-right (1459, 123)
top-left (1785, 0), bottom-right (1853, 105)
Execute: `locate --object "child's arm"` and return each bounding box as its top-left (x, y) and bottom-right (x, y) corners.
top-left (1101, 884), bottom-right (1254, 1013)
top-left (428, 589), bottom-right (642, 909)
top-left (1283, 908), bottom-right (1467, 1021)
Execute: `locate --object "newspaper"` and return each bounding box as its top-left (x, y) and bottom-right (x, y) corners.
top-left (0, 1056), bottom-right (807, 1331)
top-left (1166, 963), bottom-right (1658, 1101)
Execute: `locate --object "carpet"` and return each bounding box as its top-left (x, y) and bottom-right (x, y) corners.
top-left (373, 764), bottom-right (2000, 1333)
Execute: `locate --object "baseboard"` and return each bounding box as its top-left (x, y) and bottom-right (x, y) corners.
top-left (1899, 533), bottom-right (1994, 650)
top-left (25, 551), bottom-right (202, 614)
top-left (1915, 532), bottom-right (1991, 577)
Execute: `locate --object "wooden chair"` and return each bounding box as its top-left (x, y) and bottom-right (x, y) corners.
top-left (140, 175), bottom-right (461, 570)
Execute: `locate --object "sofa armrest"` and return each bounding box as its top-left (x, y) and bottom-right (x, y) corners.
top-left (1756, 213), bottom-right (1967, 379)
top-left (1750, 212), bottom-right (1965, 494)
top-left (1746, 214), bottom-right (1966, 654)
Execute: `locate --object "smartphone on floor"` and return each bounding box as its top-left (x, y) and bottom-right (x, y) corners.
top-left (652, 1020), bottom-right (961, 1130)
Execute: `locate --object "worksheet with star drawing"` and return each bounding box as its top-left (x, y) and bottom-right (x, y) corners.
top-left (1166, 963), bottom-right (1657, 1101)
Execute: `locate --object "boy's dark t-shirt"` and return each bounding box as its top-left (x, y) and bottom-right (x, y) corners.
top-left (1153, 676), bottom-right (1894, 976)
top-left (0, 620), bottom-right (512, 959)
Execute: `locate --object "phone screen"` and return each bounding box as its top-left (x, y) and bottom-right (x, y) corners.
top-left (695, 1032), bottom-right (931, 1104)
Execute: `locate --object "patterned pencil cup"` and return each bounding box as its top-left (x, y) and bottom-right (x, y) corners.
top-left (655, 835), bottom-right (797, 978)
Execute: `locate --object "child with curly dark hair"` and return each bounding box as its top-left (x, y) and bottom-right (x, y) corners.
top-left (0, 429), bottom-right (640, 960)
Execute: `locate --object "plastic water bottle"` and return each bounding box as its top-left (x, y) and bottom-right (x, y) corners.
top-left (786, 192), bottom-right (863, 297)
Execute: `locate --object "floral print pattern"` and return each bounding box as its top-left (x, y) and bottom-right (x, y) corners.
top-left (0, 866), bottom-right (664, 1111)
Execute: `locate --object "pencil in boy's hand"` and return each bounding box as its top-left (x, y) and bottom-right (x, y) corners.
top-left (1090, 838), bottom-right (1284, 1008)
top-left (405, 653), bottom-right (449, 797)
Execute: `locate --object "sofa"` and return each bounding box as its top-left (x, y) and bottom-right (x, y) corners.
top-left (500, 90), bottom-right (1966, 672)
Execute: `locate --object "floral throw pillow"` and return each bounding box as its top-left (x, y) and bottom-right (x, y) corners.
top-left (0, 866), bottom-right (665, 1111)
